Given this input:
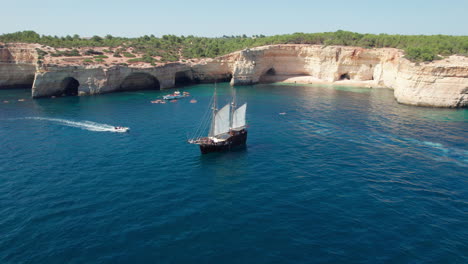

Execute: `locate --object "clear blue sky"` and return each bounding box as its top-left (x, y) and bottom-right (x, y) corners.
top-left (2, 0), bottom-right (467, 37)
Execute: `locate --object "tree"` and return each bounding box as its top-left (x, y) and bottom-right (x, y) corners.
top-left (91, 35), bottom-right (103, 42)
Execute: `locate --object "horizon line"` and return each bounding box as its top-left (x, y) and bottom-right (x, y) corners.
top-left (1, 30), bottom-right (467, 39)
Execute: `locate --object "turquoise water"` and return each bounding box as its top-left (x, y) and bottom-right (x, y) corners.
top-left (0, 83), bottom-right (467, 263)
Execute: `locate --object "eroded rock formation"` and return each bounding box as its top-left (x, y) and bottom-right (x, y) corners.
top-left (0, 43), bottom-right (37, 89)
top-left (222, 45), bottom-right (468, 108)
top-left (32, 63), bottom-right (192, 97)
top-left (0, 43), bottom-right (467, 108)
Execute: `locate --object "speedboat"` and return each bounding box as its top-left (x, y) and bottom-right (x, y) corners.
top-left (114, 126), bottom-right (130, 133)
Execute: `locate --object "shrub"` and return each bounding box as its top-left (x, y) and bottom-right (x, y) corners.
top-left (50, 49), bottom-right (81, 57)
top-left (91, 35), bottom-right (103, 42)
top-left (83, 58), bottom-right (93, 63)
top-left (2, 30), bottom-right (466, 62)
top-left (127, 55), bottom-right (155, 63)
top-left (127, 58), bottom-right (142, 63)
top-left (123, 52), bottom-right (136, 58)
top-left (404, 47), bottom-right (442, 62)
top-left (36, 48), bottom-right (48, 59)
top-left (84, 49), bottom-right (103, 55)
top-left (93, 55), bottom-right (108, 59)
top-left (145, 50), bottom-right (161, 56)
top-left (113, 53), bottom-right (122, 57)
top-left (94, 58), bottom-right (104, 62)
top-left (163, 54), bottom-right (179, 62)
top-left (65, 49), bottom-right (81, 56)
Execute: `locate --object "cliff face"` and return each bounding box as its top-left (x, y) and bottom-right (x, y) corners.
top-left (222, 45), bottom-right (468, 107)
top-left (32, 64), bottom-right (193, 97)
top-left (31, 62), bottom-right (237, 97)
top-left (223, 45), bottom-right (396, 85)
top-left (0, 43), bottom-right (466, 107)
top-left (0, 43), bottom-right (38, 89)
top-left (391, 60), bottom-right (468, 107)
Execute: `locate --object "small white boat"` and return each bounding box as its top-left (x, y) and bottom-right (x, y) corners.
top-left (163, 91), bottom-right (188, 100)
top-left (114, 126), bottom-right (130, 133)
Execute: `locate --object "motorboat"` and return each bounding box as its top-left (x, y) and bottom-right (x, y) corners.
top-left (163, 91), bottom-right (188, 100)
top-left (114, 126), bottom-right (130, 133)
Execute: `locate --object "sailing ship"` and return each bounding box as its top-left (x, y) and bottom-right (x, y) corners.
top-left (188, 85), bottom-right (247, 154)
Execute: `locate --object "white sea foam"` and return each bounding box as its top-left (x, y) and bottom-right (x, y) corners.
top-left (422, 141), bottom-right (446, 150)
top-left (296, 119), bottom-right (467, 166)
top-left (23, 117), bottom-right (125, 133)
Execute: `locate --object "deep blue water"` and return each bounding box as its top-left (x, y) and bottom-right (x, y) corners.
top-left (0, 83), bottom-right (467, 264)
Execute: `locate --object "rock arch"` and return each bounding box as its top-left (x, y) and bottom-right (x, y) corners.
top-left (174, 71), bottom-right (192, 87)
top-left (120, 72), bottom-right (160, 91)
top-left (60, 77), bottom-right (79, 96)
top-left (0, 73), bottom-right (35, 89)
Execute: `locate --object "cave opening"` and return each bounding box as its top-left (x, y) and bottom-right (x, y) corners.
top-left (265, 68), bottom-right (276, 75)
top-left (217, 73), bottom-right (233, 83)
top-left (259, 68), bottom-right (278, 83)
top-left (120, 73), bottom-right (160, 91)
top-left (61, 77), bottom-right (79, 96)
top-left (174, 71), bottom-right (192, 87)
top-left (339, 73), bottom-right (350, 80)
top-left (0, 74), bottom-right (35, 89)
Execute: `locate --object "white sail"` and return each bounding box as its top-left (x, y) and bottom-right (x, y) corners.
top-left (231, 103), bottom-right (247, 130)
top-left (213, 104), bottom-right (231, 136)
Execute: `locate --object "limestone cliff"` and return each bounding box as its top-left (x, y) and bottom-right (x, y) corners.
top-left (32, 63), bottom-right (192, 97)
top-left (221, 45), bottom-right (467, 108)
top-left (0, 43), bottom-right (38, 89)
top-left (0, 43), bottom-right (466, 108)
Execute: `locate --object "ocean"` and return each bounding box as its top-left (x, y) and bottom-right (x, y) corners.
top-left (0, 83), bottom-right (467, 263)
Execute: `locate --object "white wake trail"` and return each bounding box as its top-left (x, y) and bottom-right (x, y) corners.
top-left (24, 117), bottom-right (125, 132)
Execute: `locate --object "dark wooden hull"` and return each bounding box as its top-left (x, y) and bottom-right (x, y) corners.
top-left (199, 129), bottom-right (247, 154)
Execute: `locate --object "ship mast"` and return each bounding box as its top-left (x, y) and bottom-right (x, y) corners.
top-left (208, 83), bottom-right (218, 137)
top-left (230, 86), bottom-right (236, 129)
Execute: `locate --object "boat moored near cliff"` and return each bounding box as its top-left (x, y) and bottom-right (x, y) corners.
top-left (162, 91), bottom-right (190, 100)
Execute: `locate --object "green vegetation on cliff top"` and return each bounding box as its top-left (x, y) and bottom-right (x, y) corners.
top-left (1, 30), bottom-right (467, 62)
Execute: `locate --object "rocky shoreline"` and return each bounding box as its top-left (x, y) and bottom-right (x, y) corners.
top-left (1, 43), bottom-right (467, 108)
